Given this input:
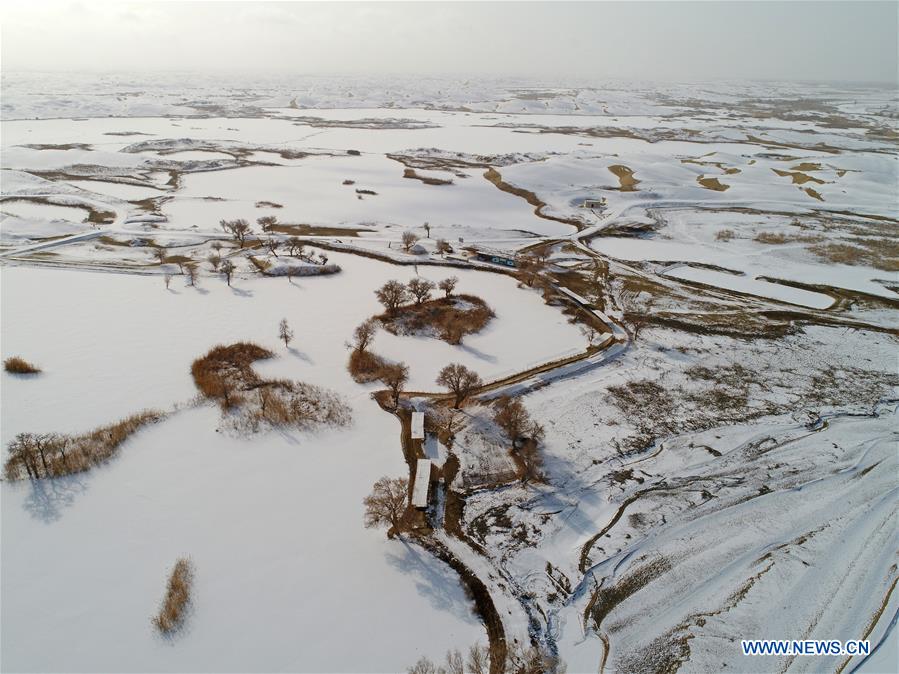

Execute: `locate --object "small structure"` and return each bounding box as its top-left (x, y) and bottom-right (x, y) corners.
top-left (411, 458), bottom-right (432, 510)
top-left (468, 246), bottom-right (518, 268)
top-left (411, 412), bottom-right (425, 440)
top-left (581, 198), bottom-right (606, 209)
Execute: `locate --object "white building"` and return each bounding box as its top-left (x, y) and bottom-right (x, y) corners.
top-left (411, 458), bottom-right (432, 510)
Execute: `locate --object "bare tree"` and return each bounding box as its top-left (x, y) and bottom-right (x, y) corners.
top-left (286, 237), bottom-right (305, 257)
top-left (467, 644), bottom-right (489, 674)
top-left (493, 397), bottom-right (531, 446)
top-left (286, 265), bottom-right (297, 284)
top-left (207, 253), bottom-right (222, 271)
top-left (407, 657), bottom-right (438, 674)
top-left (265, 237), bottom-right (280, 257)
top-left (438, 276), bottom-right (458, 297)
top-left (519, 423), bottom-right (546, 484)
top-left (379, 362), bottom-right (409, 409)
top-left (153, 248), bottom-right (168, 265)
top-left (401, 231), bottom-right (419, 251)
top-left (444, 650), bottom-right (464, 674)
top-left (436, 363), bottom-right (483, 408)
top-left (617, 289), bottom-right (654, 342)
top-left (363, 476), bottom-right (409, 538)
top-left (278, 318), bottom-right (294, 348)
top-left (517, 254), bottom-right (544, 288)
top-left (375, 280), bottom-right (410, 315)
top-left (164, 273), bottom-right (173, 290)
top-left (220, 259), bottom-right (235, 286)
top-left (407, 277), bottom-right (435, 305)
top-left (211, 241), bottom-right (223, 252)
top-left (184, 263), bottom-right (199, 287)
top-left (257, 215), bottom-right (278, 233)
top-left (579, 323), bottom-right (603, 347)
top-left (220, 218), bottom-right (252, 247)
top-left (318, 252), bottom-right (328, 265)
top-left (352, 319), bottom-right (378, 353)
top-left (423, 221), bottom-right (431, 238)
top-left (435, 239), bottom-right (453, 255)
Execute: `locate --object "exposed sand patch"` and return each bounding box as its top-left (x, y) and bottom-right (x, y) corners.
top-left (772, 168), bottom-right (826, 185)
top-left (696, 175), bottom-right (729, 192)
top-left (805, 187), bottom-right (825, 202)
top-left (608, 164), bottom-right (639, 191)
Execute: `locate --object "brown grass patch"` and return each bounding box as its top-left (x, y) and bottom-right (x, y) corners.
top-left (377, 294), bottom-right (494, 345)
top-left (269, 223), bottom-right (374, 237)
top-left (153, 558), bottom-right (194, 634)
top-left (696, 175), bottom-right (729, 191)
top-left (715, 229), bottom-right (735, 241)
top-left (790, 162), bottom-right (822, 172)
top-left (402, 168), bottom-right (453, 185)
top-left (347, 349), bottom-right (389, 384)
top-left (4, 356), bottom-right (41, 374)
top-left (191, 342), bottom-right (351, 432)
top-left (811, 239), bottom-right (899, 272)
top-left (3, 409), bottom-right (165, 480)
top-left (772, 168), bottom-right (826, 185)
top-left (608, 165), bottom-right (639, 191)
top-left (805, 187), bottom-right (825, 202)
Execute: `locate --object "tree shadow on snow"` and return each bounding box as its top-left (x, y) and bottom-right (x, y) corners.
top-left (458, 343), bottom-right (498, 364)
top-left (287, 347), bottom-right (313, 364)
top-left (21, 475), bottom-right (89, 523)
top-left (385, 540), bottom-right (481, 625)
top-left (230, 286), bottom-right (254, 298)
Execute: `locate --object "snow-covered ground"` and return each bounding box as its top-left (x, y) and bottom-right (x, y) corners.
top-left (2, 75), bottom-right (897, 673)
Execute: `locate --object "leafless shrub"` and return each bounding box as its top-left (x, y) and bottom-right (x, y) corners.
top-left (754, 231), bottom-right (788, 244)
top-left (264, 237), bottom-right (280, 256)
top-left (363, 476), bottom-right (409, 538)
top-left (152, 558), bottom-right (194, 634)
top-left (436, 239), bottom-right (453, 255)
top-left (4, 356), bottom-right (41, 374)
top-left (715, 229), bottom-right (735, 241)
top-left (184, 263), bottom-right (199, 287)
top-left (207, 253), bottom-right (222, 271)
top-left (164, 273), bottom-right (173, 289)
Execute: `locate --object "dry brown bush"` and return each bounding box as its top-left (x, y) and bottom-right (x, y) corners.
top-left (378, 294), bottom-right (494, 345)
top-left (192, 342), bottom-right (351, 433)
top-left (347, 349), bottom-right (389, 383)
top-left (153, 558), bottom-right (194, 634)
top-left (754, 231), bottom-right (789, 244)
top-left (3, 410), bottom-right (165, 480)
top-left (715, 229), bottom-right (735, 241)
top-left (4, 356), bottom-right (41, 374)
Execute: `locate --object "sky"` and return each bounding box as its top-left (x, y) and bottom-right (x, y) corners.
top-left (1, 1), bottom-right (897, 83)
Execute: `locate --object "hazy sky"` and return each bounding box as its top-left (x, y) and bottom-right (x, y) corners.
top-left (1, 1), bottom-right (897, 83)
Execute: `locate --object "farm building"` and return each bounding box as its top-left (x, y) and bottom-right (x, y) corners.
top-left (411, 459), bottom-right (432, 510)
top-left (468, 246), bottom-right (518, 268)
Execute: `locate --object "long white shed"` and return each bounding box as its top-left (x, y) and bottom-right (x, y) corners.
top-left (411, 412), bottom-right (425, 440)
top-left (411, 458), bottom-right (431, 510)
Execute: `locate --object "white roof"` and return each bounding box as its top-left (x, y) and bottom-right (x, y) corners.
top-left (411, 459), bottom-right (431, 508)
top-left (411, 412), bottom-right (425, 440)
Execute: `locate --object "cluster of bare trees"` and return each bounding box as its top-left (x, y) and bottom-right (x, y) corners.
top-left (375, 276), bottom-right (459, 314)
top-left (408, 642), bottom-right (564, 674)
top-left (347, 319), bottom-right (410, 407)
top-left (493, 397), bottom-right (546, 483)
top-left (4, 410), bottom-right (164, 481)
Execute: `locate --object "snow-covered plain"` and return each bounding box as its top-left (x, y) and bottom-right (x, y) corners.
top-left (2, 74), bottom-right (897, 673)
